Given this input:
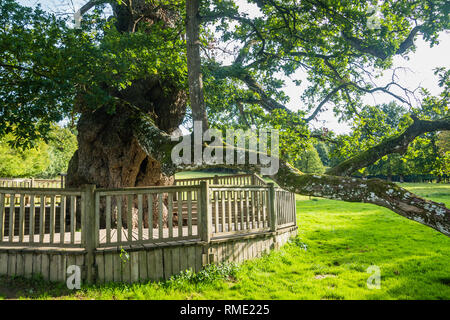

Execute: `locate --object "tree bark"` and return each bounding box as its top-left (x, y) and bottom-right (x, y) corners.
top-left (186, 0), bottom-right (209, 128)
top-left (67, 1), bottom-right (187, 227)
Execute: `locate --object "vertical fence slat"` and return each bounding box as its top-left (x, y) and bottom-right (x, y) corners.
top-left (221, 191), bottom-right (225, 232)
top-left (177, 193), bottom-right (182, 238)
top-left (234, 190), bottom-right (238, 232)
top-left (19, 194), bottom-right (24, 243)
top-left (60, 195), bottom-right (66, 245)
top-left (214, 191), bottom-right (219, 233)
top-left (9, 194), bottom-right (15, 242)
top-left (127, 195), bottom-right (133, 243)
top-left (187, 191), bottom-right (192, 236)
top-left (138, 194), bottom-right (143, 241)
top-left (95, 193), bottom-right (100, 247)
top-left (39, 195), bottom-right (45, 243)
top-left (30, 195), bottom-right (35, 243)
top-left (106, 196), bottom-right (111, 244)
top-left (49, 195), bottom-right (56, 243)
top-left (245, 191), bottom-right (250, 230)
top-left (117, 196), bottom-right (122, 243)
top-left (0, 194), bottom-right (4, 242)
top-left (158, 194), bottom-right (163, 239)
top-left (70, 196), bottom-right (76, 244)
top-left (168, 193), bottom-right (173, 238)
top-left (227, 191), bottom-right (232, 232)
top-left (148, 194), bottom-right (153, 240)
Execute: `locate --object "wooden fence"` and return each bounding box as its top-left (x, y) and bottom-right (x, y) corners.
top-left (0, 174), bottom-right (297, 283)
top-left (174, 173), bottom-right (267, 186)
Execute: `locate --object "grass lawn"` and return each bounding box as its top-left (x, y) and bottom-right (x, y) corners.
top-left (0, 181), bottom-right (449, 300)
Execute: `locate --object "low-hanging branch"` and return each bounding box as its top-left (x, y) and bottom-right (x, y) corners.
top-left (131, 113), bottom-right (450, 237)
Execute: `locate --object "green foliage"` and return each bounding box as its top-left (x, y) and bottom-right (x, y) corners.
top-left (0, 133), bottom-right (50, 177)
top-left (0, 125), bottom-right (77, 178)
top-left (294, 144), bottom-right (325, 174)
top-left (330, 101), bottom-right (449, 177)
top-left (0, 0), bottom-right (187, 147)
top-left (314, 142), bottom-right (331, 167)
top-left (165, 263), bottom-right (239, 288)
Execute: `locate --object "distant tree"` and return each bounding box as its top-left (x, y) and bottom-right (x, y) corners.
top-left (0, 133), bottom-right (50, 177)
top-left (314, 142), bottom-right (330, 167)
top-left (0, 125), bottom-right (77, 178)
top-left (295, 144), bottom-right (325, 174)
top-left (40, 125), bottom-right (78, 178)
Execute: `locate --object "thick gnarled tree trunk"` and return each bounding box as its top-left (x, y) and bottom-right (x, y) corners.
top-left (67, 1), bottom-right (186, 227)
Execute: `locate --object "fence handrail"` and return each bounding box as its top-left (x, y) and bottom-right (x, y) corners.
top-left (0, 175), bottom-right (296, 250)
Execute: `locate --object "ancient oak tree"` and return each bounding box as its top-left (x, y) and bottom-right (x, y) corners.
top-left (0, 0), bottom-right (448, 234)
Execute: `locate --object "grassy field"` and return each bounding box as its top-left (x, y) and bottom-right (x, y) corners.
top-left (0, 179), bottom-right (449, 300)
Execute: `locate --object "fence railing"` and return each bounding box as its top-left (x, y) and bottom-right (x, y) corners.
top-left (209, 186), bottom-right (271, 237)
top-left (0, 176), bottom-right (296, 250)
top-left (0, 188), bottom-right (83, 248)
top-left (175, 173), bottom-right (267, 187)
top-left (94, 186), bottom-right (201, 247)
top-left (275, 189), bottom-right (297, 229)
top-left (0, 177), bottom-right (65, 189)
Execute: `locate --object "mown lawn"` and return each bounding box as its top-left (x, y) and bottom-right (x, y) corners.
top-left (0, 181), bottom-right (449, 300)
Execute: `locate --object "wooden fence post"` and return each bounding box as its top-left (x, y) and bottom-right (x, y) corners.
top-left (268, 183), bottom-right (277, 232)
top-left (213, 175), bottom-right (219, 185)
top-left (83, 184), bottom-right (96, 284)
top-left (199, 181), bottom-right (211, 243)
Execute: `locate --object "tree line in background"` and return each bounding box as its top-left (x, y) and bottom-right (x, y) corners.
top-left (0, 105), bottom-right (447, 182)
top-left (0, 125), bottom-right (77, 179)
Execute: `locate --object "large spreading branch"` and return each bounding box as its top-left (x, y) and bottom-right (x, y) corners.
top-left (327, 116), bottom-right (450, 176)
top-left (131, 114), bottom-right (450, 236)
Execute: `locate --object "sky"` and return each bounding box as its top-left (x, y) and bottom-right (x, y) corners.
top-left (16, 0), bottom-right (450, 134)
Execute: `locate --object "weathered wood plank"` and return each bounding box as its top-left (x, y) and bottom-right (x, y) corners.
top-left (187, 192), bottom-right (193, 236)
top-left (104, 253), bottom-right (114, 283)
top-left (106, 196), bottom-right (111, 244)
top-left (9, 193), bottom-right (15, 242)
top-left (0, 194), bottom-right (4, 242)
top-left (138, 194), bottom-right (143, 241)
top-left (96, 252), bottom-right (105, 284)
top-left (158, 194), bottom-right (163, 239)
top-left (130, 251), bottom-right (139, 283)
top-left (127, 195), bottom-right (133, 243)
top-left (163, 248), bottom-right (172, 280)
top-left (41, 254), bottom-right (49, 280)
top-left (154, 248), bottom-right (164, 281)
top-left (60, 196), bottom-right (66, 245)
top-left (168, 193), bottom-right (173, 238)
top-left (113, 252), bottom-right (122, 282)
top-left (117, 196), bottom-right (122, 243)
top-left (138, 250), bottom-right (147, 282)
top-left (18, 195), bottom-right (25, 243)
top-left (50, 195), bottom-right (56, 244)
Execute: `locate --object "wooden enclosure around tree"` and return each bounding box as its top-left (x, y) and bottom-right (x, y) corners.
top-left (0, 173), bottom-right (297, 284)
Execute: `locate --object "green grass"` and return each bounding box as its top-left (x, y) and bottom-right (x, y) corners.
top-left (1, 182), bottom-right (449, 300)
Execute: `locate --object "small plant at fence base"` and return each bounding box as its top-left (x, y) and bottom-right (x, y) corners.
top-left (164, 262), bottom-right (240, 288)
